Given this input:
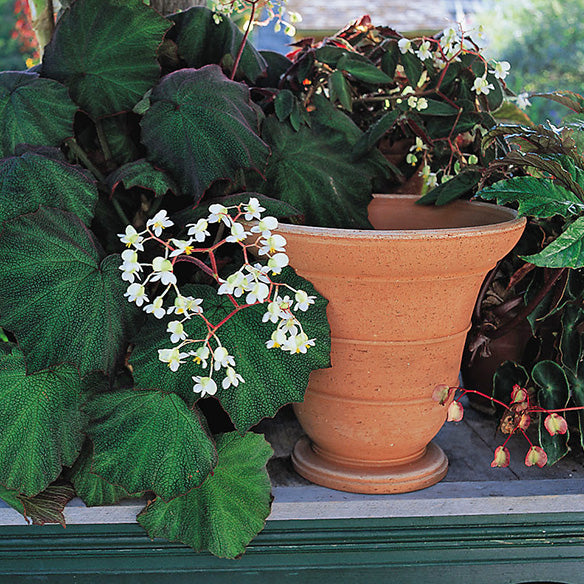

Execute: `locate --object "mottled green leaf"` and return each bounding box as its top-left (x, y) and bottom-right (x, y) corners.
top-left (42, 0), bottom-right (171, 117)
top-left (0, 150), bottom-right (98, 224)
top-left (0, 207), bottom-right (136, 375)
top-left (0, 72), bottom-right (76, 157)
top-left (106, 159), bottom-right (179, 198)
top-left (141, 66), bottom-right (269, 203)
top-left (532, 360), bottom-right (570, 465)
top-left (131, 268), bottom-right (330, 432)
top-left (479, 177), bottom-right (584, 218)
top-left (169, 7), bottom-right (266, 82)
top-left (0, 349), bottom-right (85, 496)
top-left (137, 431), bottom-right (272, 558)
top-left (522, 217), bottom-right (584, 268)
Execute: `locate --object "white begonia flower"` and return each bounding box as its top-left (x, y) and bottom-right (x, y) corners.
top-left (410, 137), bottom-right (427, 153)
top-left (213, 346), bottom-right (235, 371)
top-left (401, 85), bottom-right (415, 97)
top-left (282, 332), bottom-right (316, 355)
top-left (218, 271), bottom-right (249, 297)
top-left (407, 95), bottom-right (419, 109)
top-left (167, 295), bottom-right (203, 317)
top-left (416, 40), bottom-right (432, 61)
top-left (246, 281), bottom-right (270, 304)
top-left (263, 300), bottom-right (283, 324)
top-left (517, 92), bottom-right (531, 109)
top-left (120, 249), bottom-right (142, 283)
top-left (158, 347), bottom-right (188, 372)
top-left (267, 252), bottom-right (289, 274)
top-left (118, 225), bottom-right (145, 251)
top-left (440, 26), bottom-right (459, 48)
top-left (406, 153), bottom-right (418, 166)
top-left (208, 204), bottom-right (231, 226)
top-left (192, 376), bottom-right (218, 397)
top-left (151, 256), bottom-right (177, 286)
top-left (266, 328), bottom-right (288, 349)
top-left (222, 366), bottom-right (245, 389)
top-left (416, 97), bottom-right (428, 111)
top-left (124, 283), bottom-right (149, 307)
top-left (492, 60), bottom-right (510, 80)
top-left (146, 210), bottom-right (173, 237)
top-left (294, 290), bottom-right (316, 312)
top-left (244, 197), bottom-right (265, 220)
top-left (472, 76), bottom-right (494, 95)
top-left (258, 234), bottom-right (287, 256)
top-left (167, 320), bottom-right (187, 344)
top-left (225, 222), bottom-right (248, 243)
top-left (187, 218), bottom-right (210, 242)
top-left (398, 38), bottom-right (413, 54)
top-left (144, 296), bottom-right (166, 319)
top-left (169, 238), bottom-right (195, 257)
top-left (251, 216), bottom-right (278, 236)
top-left (190, 346), bottom-right (210, 368)
top-left (280, 318), bottom-right (298, 335)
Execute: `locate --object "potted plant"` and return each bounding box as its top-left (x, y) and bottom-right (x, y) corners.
top-left (0, 0), bottom-right (524, 556)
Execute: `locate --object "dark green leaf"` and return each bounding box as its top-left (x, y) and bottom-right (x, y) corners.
top-left (328, 70), bottom-right (352, 111)
top-left (0, 72), bottom-right (76, 157)
top-left (401, 51), bottom-right (423, 86)
top-left (131, 268), bottom-right (330, 432)
top-left (337, 53), bottom-right (393, 85)
top-left (478, 177), bottom-right (584, 218)
top-left (417, 99), bottom-right (459, 117)
top-left (106, 159), bottom-right (179, 197)
top-left (0, 208), bottom-right (137, 375)
top-left (256, 50), bottom-right (291, 88)
top-left (492, 360), bottom-right (529, 412)
top-left (0, 149), bottom-right (98, 224)
top-left (86, 389), bottom-right (217, 501)
top-left (141, 66), bottom-right (269, 204)
top-left (418, 170), bottom-right (481, 206)
top-left (534, 90), bottom-right (584, 114)
top-left (100, 114), bottom-right (142, 165)
top-left (169, 7), bottom-right (266, 83)
top-left (485, 73), bottom-right (504, 111)
top-left (532, 360), bottom-right (570, 465)
top-left (314, 46), bottom-right (349, 67)
top-left (274, 89), bottom-right (294, 121)
top-left (352, 109), bottom-right (400, 159)
top-left (0, 348), bottom-right (85, 496)
top-left (137, 431), bottom-right (272, 558)
top-left (380, 42), bottom-right (399, 78)
top-left (559, 304), bottom-right (584, 373)
top-left (522, 217), bottom-right (584, 268)
top-left (42, 0), bottom-right (171, 118)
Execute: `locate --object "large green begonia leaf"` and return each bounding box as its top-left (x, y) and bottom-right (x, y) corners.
top-left (0, 348), bottom-right (85, 496)
top-left (0, 149), bottom-right (98, 224)
top-left (106, 159), bottom-right (179, 198)
top-left (0, 207), bottom-right (137, 375)
top-left (42, 0), bottom-right (171, 118)
top-left (85, 390), bottom-right (216, 501)
top-left (141, 66), bottom-right (269, 203)
top-left (130, 268), bottom-right (330, 432)
top-left (169, 7), bottom-right (267, 82)
top-left (0, 71), bottom-right (76, 157)
top-left (137, 431), bottom-right (272, 559)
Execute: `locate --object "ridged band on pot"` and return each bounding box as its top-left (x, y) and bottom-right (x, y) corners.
top-left (282, 195), bottom-right (526, 494)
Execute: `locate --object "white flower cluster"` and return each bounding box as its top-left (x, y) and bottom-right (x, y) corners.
top-left (118, 198), bottom-right (317, 398)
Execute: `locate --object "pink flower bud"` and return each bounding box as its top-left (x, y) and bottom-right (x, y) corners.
top-left (447, 400), bottom-right (464, 422)
top-left (544, 413), bottom-right (568, 436)
top-left (525, 446), bottom-right (547, 467)
top-left (432, 384), bottom-right (453, 405)
top-left (491, 445), bottom-right (510, 468)
top-left (510, 384), bottom-right (528, 404)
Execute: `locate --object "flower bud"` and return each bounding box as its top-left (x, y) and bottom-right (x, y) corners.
top-left (511, 384), bottom-right (528, 404)
top-left (491, 445), bottom-right (510, 468)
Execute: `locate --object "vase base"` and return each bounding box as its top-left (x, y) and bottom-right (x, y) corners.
top-left (291, 436), bottom-right (448, 494)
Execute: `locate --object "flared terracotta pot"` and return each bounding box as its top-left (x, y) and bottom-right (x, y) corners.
top-left (279, 195), bottom-right (526, 494)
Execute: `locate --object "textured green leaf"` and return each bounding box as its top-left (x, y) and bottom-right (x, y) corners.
top-left (522, 217), bottom-right (584, 268)
top-left (69, 440), bottom-right (138, 506)
top-left (0, 349), bottom-right (85, 496)
top-left (479, 177), bottom-right (584, 218)
top-left (86, 389), bottom-right (217, 501)
top-left (0, 72), bottom-right (76, 157)
top-left (100, 114), bottom-right (142, 165)
top-left (532, 360), bottom-right (570, 465)
top-left (169, 7), bottom-right (266, 82)
top-left (0, 149), bottom-right (98, 224)
top-left (141, 66), bottom-right (269, 203)
top-left (106, 159), bottom-right (179, 198)
top-left (42, 0), bottom-right (171, 117)
top-left (0, 207), bottom-right (137, 375)
top-left (0, 481), bottom-right (76, 526)
top-left (259, 115), bottom-right (374, 228)
top-left (328, 70), bottom-right (352, 111)
top-left (352, 109), bottom-right (400, 159)
top-left (131, 268), bottom-right (330, 432)
top-left (274, 90), bottom-right (295, 121)
top-left (337, 53), bottom-right (392, 85)
top-left (137, 431), bottom-right (272, 558)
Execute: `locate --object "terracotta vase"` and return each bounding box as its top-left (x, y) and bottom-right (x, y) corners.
top-left (278, 195), bottom-right (526, 494)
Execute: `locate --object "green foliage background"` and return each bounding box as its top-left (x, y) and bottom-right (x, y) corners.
top-left (0, 0), bottom-right (27, 71)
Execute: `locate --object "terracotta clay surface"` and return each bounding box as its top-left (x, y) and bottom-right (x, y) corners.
top-left (281, 195), bottom-right (526, 494)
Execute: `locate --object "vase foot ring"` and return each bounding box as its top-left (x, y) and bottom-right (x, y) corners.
top-left (292, 436), bottom-right (448, 494)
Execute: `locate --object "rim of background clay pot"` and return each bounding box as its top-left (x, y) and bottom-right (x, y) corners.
top-left (276, 195), bottom-right (525, 240)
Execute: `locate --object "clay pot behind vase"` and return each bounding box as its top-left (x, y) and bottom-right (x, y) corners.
top-left (278, 195), bottom-right (526, 494)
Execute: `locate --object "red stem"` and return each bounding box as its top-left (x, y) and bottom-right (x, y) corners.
top-left (230, 0), bottom-right (258, 80)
